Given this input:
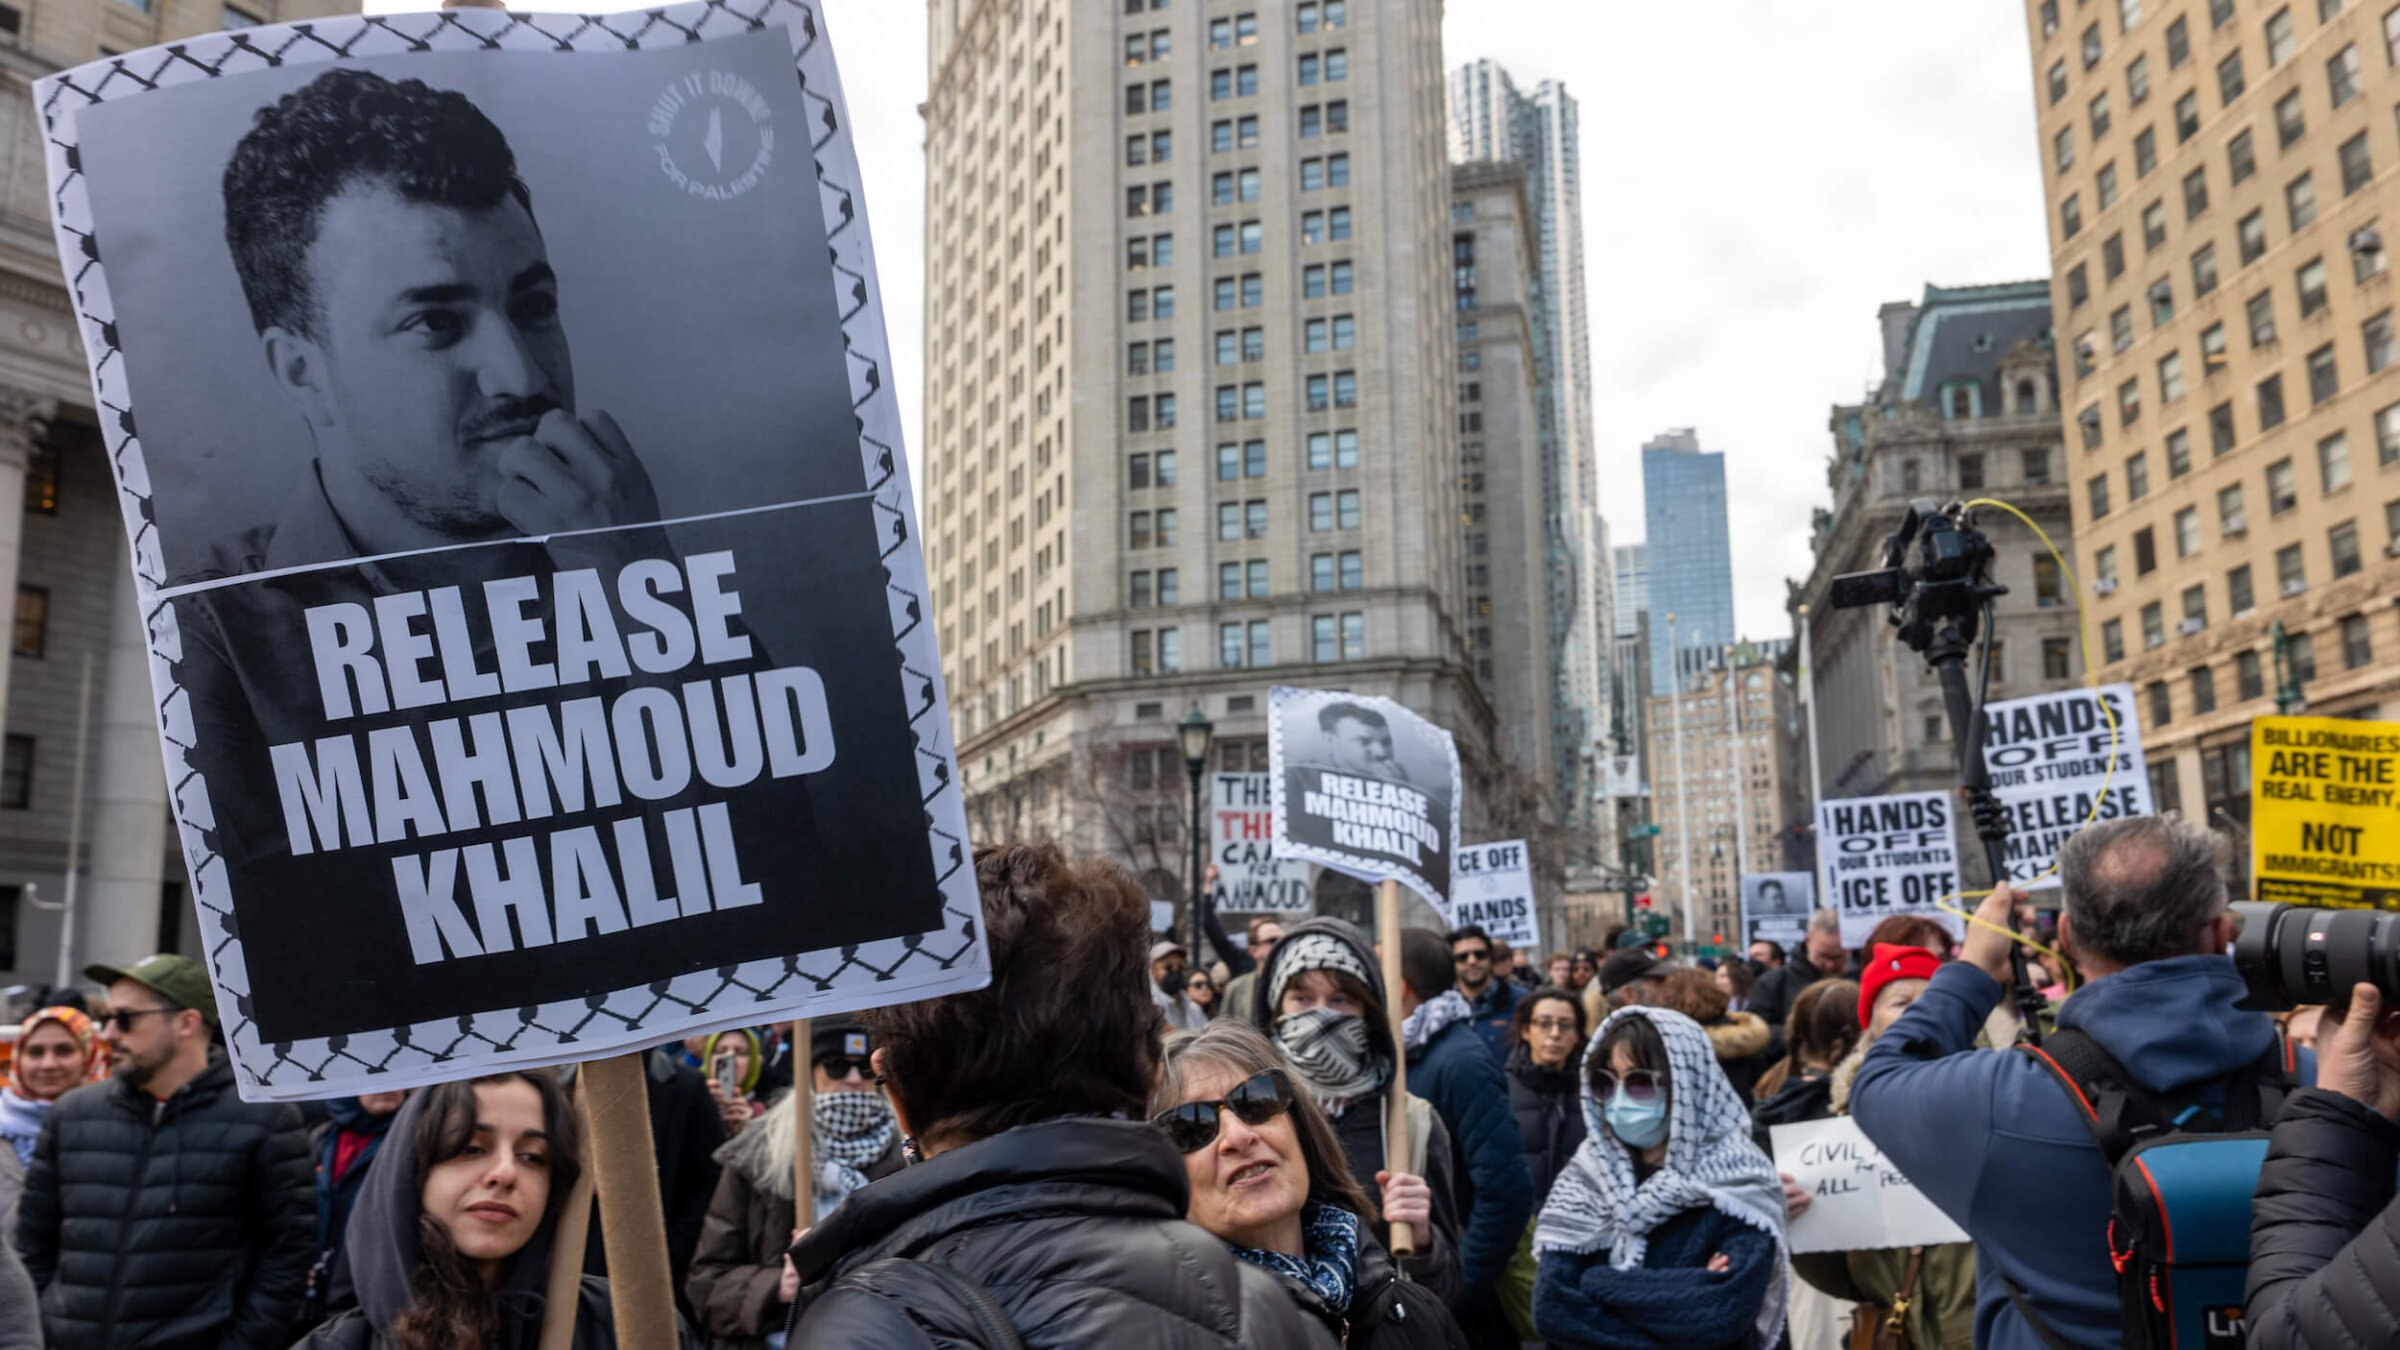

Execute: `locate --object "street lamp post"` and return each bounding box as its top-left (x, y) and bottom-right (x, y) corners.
top-left (1178, 706), bottom-right (1216, 962)
top-left (1666, 613), bottom-right (1696, 955)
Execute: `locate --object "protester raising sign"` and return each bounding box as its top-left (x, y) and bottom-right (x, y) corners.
top-left (1770, 1116), bottom-right (1969, 1255)
top-left (2251, 715), bottom-right (2400, 909)
top-left (1815, 792), bottom-right (1963, 948)
top-left (38, 5), bottom-right (984, 1098)
top-left (1981, 683), bottom-right (2152, 889)
top-left (1739, 872), bottom-right (1815, 949)
top-left (1212, 772), bottom-right (1313, 914)
top-left (1269, 687), bottom-right (1461, 909)
top-left (1449, 841), bottom-right (1537, 948)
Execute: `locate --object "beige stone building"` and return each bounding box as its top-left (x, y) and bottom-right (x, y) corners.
top-left (0, 0), bottom-right (351, 988)
top-left (921, 0), bottom-right (1505, 928)
top-left (1644, 645), bottom-right (1809, 952)
top-left (2027, 0), bottom-right (2400, 889)
top-left (1792, 283), bottom-right (2088, 808)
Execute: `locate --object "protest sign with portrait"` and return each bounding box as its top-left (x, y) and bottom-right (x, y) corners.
top-left (1268, 686), bottom-right (1460, 910)
top-left (1738, 872), bottom-right (1815, 949)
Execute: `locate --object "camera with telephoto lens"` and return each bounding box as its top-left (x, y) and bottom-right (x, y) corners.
top-left (2231, 900), bottom-right (2400, 1011)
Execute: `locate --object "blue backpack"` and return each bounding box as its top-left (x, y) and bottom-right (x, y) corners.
top-left (2010, 1029), bottom-right (2293, 1350)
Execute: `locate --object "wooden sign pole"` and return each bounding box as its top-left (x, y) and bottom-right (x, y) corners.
top-left (790, 1019), bottom-right (814, 1223)
top-left (1376, 877), bottom-right (1414, 1258)
top-left (536, 1070), bottom-right (597, 1350)
top-left (582, 1052), bottom-right (679, 1350)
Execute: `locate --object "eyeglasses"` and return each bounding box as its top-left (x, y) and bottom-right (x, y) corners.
top-left (1151, 1069), bottom-right (1294, 1154)
top-left (1589, 1068), bottom-right (1665, 1104)
top-left (1528, 1017), bottom-right (1578, 1035)
top-left (103, 1007), bottom-right (175, 1034)
top-left (1453, 948), bottom-right (1492, 964)
top-left (815, 1056), bottom-right (867, 1081)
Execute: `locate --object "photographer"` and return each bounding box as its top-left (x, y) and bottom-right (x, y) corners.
top-left (1850, 817), bottom-right (2302, 1350)
top-left (2246, 981), bottom-right (2400, 1350)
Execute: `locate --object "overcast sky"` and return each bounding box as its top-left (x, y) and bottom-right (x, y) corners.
top-left (375, 0), bottom-right (2054, 638)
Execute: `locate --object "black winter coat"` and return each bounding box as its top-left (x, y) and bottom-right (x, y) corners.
top-left (16, 1056), bottom-right (314, 1350)
top-left (2246, 1086), bottom-right (2400, 1350)
top-left (787, 1117), bottom-right (1336, 1348)
top-left (1282, 1225), bottom-right (1471, 1350)
top-left (1504, 1046), bottom-right (1585, 1205)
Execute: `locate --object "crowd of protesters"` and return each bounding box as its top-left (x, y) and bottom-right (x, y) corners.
top-left (3, 812), bottom-right (2399, 1348)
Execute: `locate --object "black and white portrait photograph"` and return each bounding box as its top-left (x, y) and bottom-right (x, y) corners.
top-left (41, 3), bottom-right (981, 1097)
top-left (1268, 685), bottom-right (1462, 909)
top-left (1740, 871), bottom-right (1816, 948)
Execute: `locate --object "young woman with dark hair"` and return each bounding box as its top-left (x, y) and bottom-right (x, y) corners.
top-left (1506, 985), bottom-right (1589, 1205)
top-left (786, 842), bottom-right (1328, 1347)
top-left (1532, 1008), bottom-right (1789, 1350)
top-left (292, 1069), bottom-right (696, 1350)
top-left (1151, 1021), bottom-right (1466, 1349)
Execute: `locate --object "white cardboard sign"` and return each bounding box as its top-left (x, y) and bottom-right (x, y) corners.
top-left (1771, 1116), bottom-right (1969, 1254)
top-left (1981, 683), bottom-right (2152, 890)
top-left (1815, 791), bottom-right (1963, 949)
top-left (1212, 772), bottom-right (1313, 913)
top-left (1449, 840), bottom-right (1537, 947)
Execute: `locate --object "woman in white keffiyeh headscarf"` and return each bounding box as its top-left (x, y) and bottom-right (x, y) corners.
top-left (1531, 1006), bottom-right (1789, 1350)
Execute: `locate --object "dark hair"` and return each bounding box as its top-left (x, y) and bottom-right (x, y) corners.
top-left (1316, 701), bottom-right (1387, 733)
top-left (223, 68), bottom-right (532, 338)
top-left (2058, 814), bottom-right (2228, 966)
top-left (864, 843), bottom-right (1158, 1144)
top-left (1447, 924), bottom-right (1492, 950)
top-left (1718, 958), bottom-right (1756, 999)
top-left (1509, 985), bottom-right (1587, 1045)
top-left (393, 1071), bottom-right (581, 1350)
top-left (1786, 978), bottom-right (1862, 1070)
top-left (1398, 928), bottom-right (1452, 1005)
top-left (1244, 915), bottom-right (1284, 944)
top-left (1662, 967), bottom-right (1730, 1024)
top-left (1590, 1014), bottom-right (1672, 1114)
top-left (1155, 1022), bottom-right (1377, 1222)
top-left (1864, 914), bottom-right (1952, 957)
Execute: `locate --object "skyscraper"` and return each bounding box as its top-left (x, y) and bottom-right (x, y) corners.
top-left (1641, 428), bottom-right (1736, 692)
top-left (921, 0), bottom-right (1490, 920)
top-left (1614, 542), bottom-right (1649, 638)
top-left (1447, 58), bottom-right (1603, 834)
top-left (2024, 0), bottom-right (2400, 889)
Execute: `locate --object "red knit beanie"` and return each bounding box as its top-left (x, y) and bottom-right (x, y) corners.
top-left (1858, 942), bottom-right (1944, 1028)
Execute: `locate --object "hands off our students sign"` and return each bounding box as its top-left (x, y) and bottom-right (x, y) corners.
top-left (1814, 792), bottom-right (1962, 949)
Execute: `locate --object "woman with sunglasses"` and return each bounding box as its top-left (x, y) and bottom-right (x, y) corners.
top-left (1152, 1021), bottom-right (1468, 1349)
top-left (786, 843), bottom-right (1327, 1347)
top-left (1533, 1007), bottom-right (1789, 1350)
top-left (1186, 969), bottom-right (1222, 1019)
top-left (1507, 985), bottom-right (1589, 1206)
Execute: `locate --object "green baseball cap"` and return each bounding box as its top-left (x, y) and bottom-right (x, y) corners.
top-left (84, 954), bottom-right (218, 1028)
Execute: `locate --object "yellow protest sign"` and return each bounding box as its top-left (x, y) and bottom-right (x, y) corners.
top-left (2251, 716), bottom-right (2400, 910)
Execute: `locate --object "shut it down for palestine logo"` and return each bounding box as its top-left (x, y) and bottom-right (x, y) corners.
top-left (650, 70), bottom-right (775, 200)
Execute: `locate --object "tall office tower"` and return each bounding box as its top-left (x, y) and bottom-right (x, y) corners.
top-left (1454, 160), bottom-right (1556, 794)
top-left (1614, 542), bottom-right (1649, 638)
top-left (922, 0), bottom-right (1488, 919)
top-left (2027, 0), bottom-right (2400, 888)
top-left (0, 0), bottom-right (355, 986)
top-left (1792, 283), bottom-right (2079, 801)
top-left (1641, 428), bottom-right (1736, 694)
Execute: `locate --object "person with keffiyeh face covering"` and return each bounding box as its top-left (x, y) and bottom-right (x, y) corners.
top-left (1533, 1006), bottom-right (1790, 1350)
top-left (685, 1017), bottom-right (902, 1350)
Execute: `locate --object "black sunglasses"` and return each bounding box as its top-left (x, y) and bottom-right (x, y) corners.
top-left (815, 1055), bottom-right (867, 1080)
top-left (103, 1007), bottom-right (176, 1034)
top-left (1151, 1069), bottom-right (1295, 1154)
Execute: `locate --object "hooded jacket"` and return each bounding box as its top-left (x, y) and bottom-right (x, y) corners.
top-left (309, 1097), bottom-right (402, 1324)
top-left (785, 1117), bottom-right (1335, 1348)
top-left (16, 1054), bottom-right (313, 1350)
top-left (1252, 916), bottom-right (1466, 1304)
top-left (291, 1087), bottom-right (700, 1350)
top-left (1851, 956), bottom-right (2311, 1350)
top-left (2245, 1086), bottom-right (2400, 1350)
top-left (1406, 1013), bottom-right (1535, 1303)
top-left (685, 1089), bottom-right (903, 1350)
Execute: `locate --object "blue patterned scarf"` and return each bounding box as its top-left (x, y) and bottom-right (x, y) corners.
top-left (1226, 1202), bottom-right (1362, 1314)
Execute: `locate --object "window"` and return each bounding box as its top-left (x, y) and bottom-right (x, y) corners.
top-left (1338, 551), bottom-right (1361, 590)
top-left (1309, 492), bottom-right (1332, 531)
top-left (2278, 539), bottom-right (2308, 592)
top-left (2237, 648), bottom-right (2265, 701)
top-left (2129, 53), bottom-right (2151, 104)
top-left (2085, 21), bottom-right (2106, 67)
top-left (1130, 394), bottom-right (1154, 432)
top-left (2121, 0), bottom-right (2143, 29)
top-left (0, 736), bottom-right (28, 810)
top-left (1156, 450), bottom-right (1178, 484)
top-left (2357, 225), bottom-right (2389, 281)
top-left (1158, 629), bottom-right (1181, 673)
top-left (2240, 209), bottom-right (2268, 265)
top-left (2301, 257), bottom-right (2330, 316)
top-left (2145, 199), bottom-right (2169, 249)
top-left (2026, 446), bottom-right (2053, 483)
top-left (2331, 44), bottom-right (2363, 106)
top-left (2050, 58), bottom-right (2071, 106)
top-left (1311, 615), bottom-right (1337, 663)
top-left (2080, 403), bottom-right (2104, 448)
top-left (2270, 457), bottom-right (2300, 513)
top-left (1960, 452), bottom-right (1986, 490)
top-left (1217, 501), bottom-right (1242, 541)
top-left (2344, 132), bottom-right (2377, 198)
top-left (2248, 290), bottom-right (2279, 347)
top-left (2093, 91), bottom-right (2115, 141)
top-left (2211, 400), bottom-right (2238, 455)
top-left (2168, 14), bottom-right (2191, 65)
top-left (2064, 193), bottom-right (2084, 239)
top-left (1219, 562), bottom-right (1243, 601)
top-left (1299, 52), bottom-right (1320, 85)
top-left (2182, 167), bottom-right (2208, 219)
top-left (2332, 519), bottom-right (2364, 576)
top-left (2228, 131), bottom-right (2256, 189)
top-left (2185, 581), bottom-right (2209, 629)
top-left (2135, 524), bottom-right (2159, 574)
top-left (2381, 402), bottom-right (2400, 463)
top-left (1130, 510), bottom-right (1154, 550)
top-left (2113, 306), bottom-right (2135, 352)
top-left (2045, 637), bottom-right (2074, 680)
top-left (2149, 680), bottom-right (2174, 726)
top-left (2104, 618), bottom-right (2127, 662)
top-left (2193, 242), bottom-right (2219, 296)
top-left (2203, 321), bottom-right (2229, 372)
top-left (1335, 489), bottom-right (1361, 529)
top-left (2144, 601), bottom-right (2168, 648)
top-left (2344, 612), bottom-right (2375, 668)
top-left (2151, 277), bottom-right (2176, 324)
top-left (2105, 233), bottom-right (2127, 280)
top-left (2289, 174), bottom-right (2318, 232)
top-left (2259, 373), bottom-right (2287, 430)
top-left (2230, 562), bottom-right (2257, 614)
top-left (10, 587), bottom-right (43, 658)
top-left (2288, 630), bottom-right (2317, 683)
top-left (2222, 482), bottom-right (2250, 532)
top-left (2267, 6), bottom-right (2297, 65)
top-left (2309, 343), bottom-right (2340, 404)
top-left (2036, 552), bottom-right (2066, 606)
top-left (2169, 428), bottom-right (2195, 477)
top-left (2370, 312), bottom-right (2399, 373)
top-left (2176, 504), bottom-right (2202, 555)
top-left (2390, 1), bottom-right (2400, 64)
top-left (2191, 665), bottom-right (2218, 714)
top-left (2132, 128), bottom-right (2160, 181)
top-left (2070, 263), bottom-right (2091, 308)
top-left (2120, 376), bottom-right (2143, 425)
top-left (1301, 158), bottom-right (1324, 191)
top-left (1329, 207), bottom-right (1351, 240)
top-left (1157, 509), bottom-right (1178, 546)
top-left (2130, 450), bottom-right (2154, 499)
top-left (1328, 154), bottom-right (1349, 186)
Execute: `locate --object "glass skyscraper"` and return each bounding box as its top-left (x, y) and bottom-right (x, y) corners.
top-left (1640, 429), bottom-right (1734, 694)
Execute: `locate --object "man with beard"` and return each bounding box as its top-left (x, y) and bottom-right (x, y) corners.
top-left (17, 955), bottom-right (312, 1349)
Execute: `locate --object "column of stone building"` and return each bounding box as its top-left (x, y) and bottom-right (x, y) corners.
top-left (79, 545), bottom-right (170, 968)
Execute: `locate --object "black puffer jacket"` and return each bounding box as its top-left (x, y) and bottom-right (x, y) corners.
top-left (1504, 1045), bottom-right (1585, 1205)
top-left (787, 1117), bottom-right (1336, 1348)
top-left (1281, 1224), bottom-right (1471, 1350)
top-left (2246, 1086), bottom-right (2400, 1350)
top-left (16, 1055), bottom-right (313, 1350)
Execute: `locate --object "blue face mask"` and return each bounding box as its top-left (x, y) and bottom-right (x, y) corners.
top-left (1605, 1089), bottom-right (1670, 1151)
